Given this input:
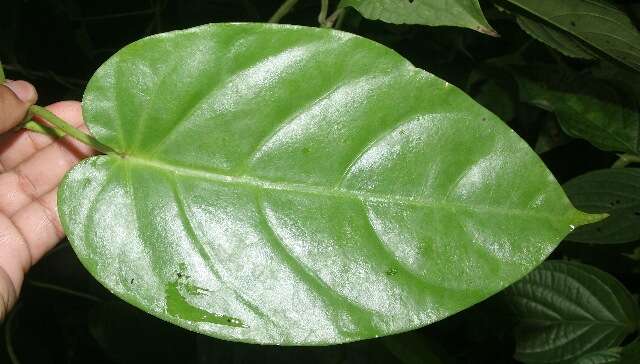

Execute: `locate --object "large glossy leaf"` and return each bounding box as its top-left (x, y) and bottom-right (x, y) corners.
top-left (503, 0), bottom-right (640, 71)
top-left (504, 261), bottom-right (640, 364)
top-left (564, 168), bottom-right (640, 244)
top-left (339, 0), bottom-right (496, 36)
top-left (512, 65), bottom-right (640, 154)
top-left (59, 23), bottom-right (600, 345)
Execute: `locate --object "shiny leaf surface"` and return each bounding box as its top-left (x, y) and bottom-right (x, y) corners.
top-left (504, 261), bottom-right (639, 364)
top-left (60, 23), bottom-right (598, 345)
top-left (339, 0), bottom-right (496, 35)
top-left (564, 168), bottom-right (640, 244)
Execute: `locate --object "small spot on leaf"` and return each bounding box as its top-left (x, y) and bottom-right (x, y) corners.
top-left (385, 268), bottom-right (398, 276)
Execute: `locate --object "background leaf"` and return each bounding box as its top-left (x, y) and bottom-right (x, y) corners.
top-left (515, 16), bottom-right (594, 59)
top-left (58, 23), bottom-right (598, 345)
top-left (501, 0), bottom-right (640, 71)
top-left (504, 260), bottom-right (640, 364)
top-left (621, 338), bottom-right (640, 364)
top-left (511, 65), bottom-right (640, 154)
top-left (339, 0), bottom-right (496, 35)
top-left (564, 168), bottom-right (640, 244)
top-left (574, 348), bottom-right (622, 364)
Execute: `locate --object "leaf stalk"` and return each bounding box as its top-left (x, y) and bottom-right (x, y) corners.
top-left (612, 153), bottom-right (640, 168)
top-left (318, 0), bottom-right (329, 27)
top-left (28, 105), bottom-right (119, 156)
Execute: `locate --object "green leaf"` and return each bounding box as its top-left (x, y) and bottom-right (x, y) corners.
top-left (621, 338), bottom-right (640, 364)
top-left (512, 65), bottom-right (640, 154)
top-left (575, 348), bottom-right (622, 364)
top-left (503, 0), bottom-right (640, 71)
top-left (60, 23), bottom-right (599, 345)
top-left (534, 116), bottom-right (572, 155)
top-left (564, 168), bottom-right (640, 244)
top-left (504, 261), bottom-right (640, 364)
top-left (339, 0), bottom-right (497, 36)
top-left (472, 79), bottom-right (516, 122)
top-left (515, 16), bottom-right (594, 59)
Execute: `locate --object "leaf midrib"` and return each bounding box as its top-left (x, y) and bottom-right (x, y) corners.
top-left (120, 155), bottom-right (564, 220)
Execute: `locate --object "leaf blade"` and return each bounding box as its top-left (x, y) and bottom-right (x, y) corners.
top-left (61, 23), bottom-right (597, 345)
top-left (564, 168), bottom-right (640, 244)
top-left (339, 0), bottom-right (496, 35)
top-left (504, 261), bottom-right (640, 363)
top-left (504, 0), bottom-right (640, 71)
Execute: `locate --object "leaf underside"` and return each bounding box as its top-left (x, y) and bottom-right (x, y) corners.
top-left (60, 23), bottom-right (596, 345)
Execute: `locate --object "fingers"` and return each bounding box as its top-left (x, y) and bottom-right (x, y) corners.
top-left (0, 188), bottom-right (62, 313)
top-left (0, 102), bottom-right (94, 217)
top-left (10, 189), bottom-right (63, 265)
top-left (0, 80), bottom-right (37, 134)
top-left (0, 264), bottom-right (17, 321)
top-left (0, 213), bottom-right (30, 300)
top-left (0, 101), bottom-right (85, 172)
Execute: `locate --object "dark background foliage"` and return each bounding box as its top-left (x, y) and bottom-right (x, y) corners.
top-left (1, 1), bottom-right (638, 363)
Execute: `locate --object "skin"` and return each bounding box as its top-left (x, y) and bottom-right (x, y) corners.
top-left (0, 80), bottom-right (94, 320)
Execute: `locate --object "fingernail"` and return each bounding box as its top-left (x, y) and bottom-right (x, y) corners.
top-left (4, 80), bottom-right (38, 104)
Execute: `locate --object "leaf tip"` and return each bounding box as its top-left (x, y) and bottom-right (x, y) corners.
top-left (477, 26), bottom-right (499, 37)
top-left (571, 210), bottom-right (609, 229)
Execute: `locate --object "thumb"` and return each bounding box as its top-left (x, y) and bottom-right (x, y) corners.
top-left (0, 80), bottom-right (38, 134)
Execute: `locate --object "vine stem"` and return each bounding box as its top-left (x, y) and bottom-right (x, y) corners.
top-left (325, 8), bottom-right (345, 28)
top-left (29, 105), bottom-right (119, 156)
top-left (268, 0), bottom-right (299, 23)
top-left (318, 0), bottom-right (329, 27)
top-left (612, 153), bottom-right (640, 168)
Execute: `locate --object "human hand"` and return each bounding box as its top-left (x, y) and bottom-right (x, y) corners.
top-left (0, 80), bottom-right (94, 320)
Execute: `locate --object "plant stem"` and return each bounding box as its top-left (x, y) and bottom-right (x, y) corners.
top-left (318, 0), bottom-right (329, 27)
top-left (612, 153), bottom-right (640, 168)
top-left (29, 105), bottom-right (119, 155)
top-left (23, 119), bottom-right (66, 138)
top-left (0, 60), bottom-right (5, 83)
top-left (325, 8), bottom-right (345, 28)
top-left (268, 0), bottom-right (299, 23)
